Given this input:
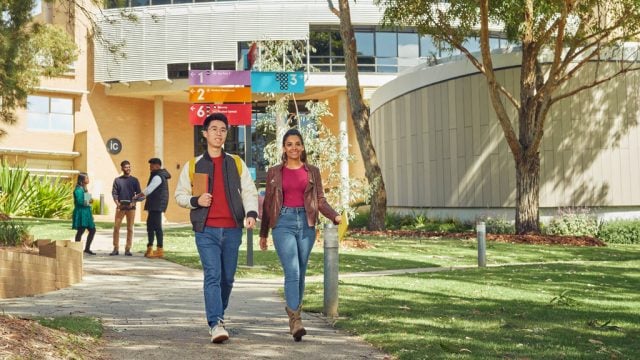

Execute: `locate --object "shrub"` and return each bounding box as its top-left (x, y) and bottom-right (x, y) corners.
top-left (545, 207), bottom-right (600, 237)
top-left (597, 220), bottom-right (640, 244)
top-left (0, 220), bottom-right (30, 246)
top-left (0, 160), bottom-right (35, 216)
top-left (91, 199), bottom-right (108, 215)
top-left (25, 176), bottom-right (73, 219)
top-left (482, 217), bottom-right (515, 234)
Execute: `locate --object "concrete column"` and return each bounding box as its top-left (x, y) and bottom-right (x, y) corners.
top-left (338, 91), bottom-right (350, 208)
top-left (154, 96), bottom-right (164, 158)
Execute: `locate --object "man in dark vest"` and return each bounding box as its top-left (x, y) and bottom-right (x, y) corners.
top-left (136, 158), bottom-right (171, 258)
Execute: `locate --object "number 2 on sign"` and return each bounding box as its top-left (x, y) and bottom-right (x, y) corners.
top-left (197, 88), bottom-right (205, 101)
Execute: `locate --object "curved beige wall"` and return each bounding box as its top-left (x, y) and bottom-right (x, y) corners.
top-left (371, 54), bottom-right (640, 211)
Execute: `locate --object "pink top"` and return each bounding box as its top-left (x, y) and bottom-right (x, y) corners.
top-left (282, 166), bottom-right (308, 207)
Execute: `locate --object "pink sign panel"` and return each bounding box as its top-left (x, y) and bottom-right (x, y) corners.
top-left (189, 103), bottom-right (252, 126)
top-left (189, 70), bottom-right (251, 86)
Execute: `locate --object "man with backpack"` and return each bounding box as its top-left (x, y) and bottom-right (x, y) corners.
top-left (174, 113), bottom-right (258, 344)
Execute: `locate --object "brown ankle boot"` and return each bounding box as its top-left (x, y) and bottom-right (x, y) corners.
top-left (285, 306), bottom-right (306, 341)
top-left (149, 247), bottom-right (164, 258)
top-left (144, 246), bottom-right (153, 257)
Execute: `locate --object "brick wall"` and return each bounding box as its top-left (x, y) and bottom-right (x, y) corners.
top-left (0, 240), bottom-right (83, 299)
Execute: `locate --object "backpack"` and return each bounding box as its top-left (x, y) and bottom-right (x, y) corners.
top-left (188, 154), bottom-right (243, 184)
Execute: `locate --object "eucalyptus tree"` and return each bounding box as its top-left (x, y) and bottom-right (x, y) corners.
top-left (327, 0), bottom-right (388, 231)
top-left (0, 0), bottom-right (76, 135)
top-left (378, 0), bottom-right (640, 233)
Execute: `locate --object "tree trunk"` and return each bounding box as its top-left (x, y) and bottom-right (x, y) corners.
top-left (515, 152), bottom-right (540, 234)
top-left (337, 0), bottom-right (387, 230)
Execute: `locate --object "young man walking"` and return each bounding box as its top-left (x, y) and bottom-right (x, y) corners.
top-left (136, 158), bottom-right (171, 258)
top-left (175, 113), bottom-right (258, 344)
top-left (111, 160), bottom-right (142, 256)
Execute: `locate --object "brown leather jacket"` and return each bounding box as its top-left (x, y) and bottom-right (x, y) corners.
top-left (259, 163), bottom-right (339, 238)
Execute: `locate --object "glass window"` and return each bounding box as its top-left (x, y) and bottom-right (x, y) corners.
top-left (190, 62), bottom-right (212, 70)
top-left (310, 31), bottom-right (330, 58)
top-left (398, 33), bottom-right (419, 58)
top-left (27, 96), bottom-right (49, 113)
top-left (330, 32), bottom-right (344, 57)
top-left (167, 63), bottom-right (188, 79)
top-left (420, 35), bottom-right (438, 58)
top-left (27, 95), bottom-right (74, 133)
top-left (375, 32), bottom-right (397, 57)
top-left (464, 37), bottom-right (481, 53)
top-left (377, 58), bottom-right (397, 73)
top-left (153, 0), bottom-right (172, 4)
top-left (131, 0), bottom-right (150, 6)
top-left (173, 0), bottom-right (193, 4)
top-left (50, 98), bottom-right (73, 114)
top-left (355, 32), bottom-right (374, 56)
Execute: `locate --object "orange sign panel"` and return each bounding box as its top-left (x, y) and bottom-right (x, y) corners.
top-left (189, 86), bottom-right (252, 103)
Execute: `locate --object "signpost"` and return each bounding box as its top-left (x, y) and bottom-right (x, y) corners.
top-left (250, 71), bottom-right (305, 93)
top-left (189, 70), bottom-right (251, 86)
top-left (189, 103), bottom-right (252, 125)
top-left (189, 86), bottom-right (252, 103)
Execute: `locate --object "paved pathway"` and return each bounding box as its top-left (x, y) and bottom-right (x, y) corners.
top-left (0, 230), bottom-right (389, 359)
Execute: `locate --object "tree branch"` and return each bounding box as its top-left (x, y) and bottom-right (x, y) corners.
top-left (479, 0), bottom-right (521, 158)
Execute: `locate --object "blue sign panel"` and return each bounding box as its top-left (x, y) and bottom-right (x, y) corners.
top-left (251, 72), bottom-right (305, 93)
top-left (248, 167), bottom-right (257, 181)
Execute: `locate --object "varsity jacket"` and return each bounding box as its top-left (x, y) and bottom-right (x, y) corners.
top-left (175, 151), bottom-right (258, 232)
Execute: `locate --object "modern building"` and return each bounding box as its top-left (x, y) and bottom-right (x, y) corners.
top-left (5, 0), bottom-right (632, 223)
top-left (370, 50), bottom-right (640, 221)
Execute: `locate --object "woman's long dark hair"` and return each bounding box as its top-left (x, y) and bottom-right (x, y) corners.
top-left (77, 172), bottom-right (88, 190)
top-left (281, 128), bottom-right (307, 163)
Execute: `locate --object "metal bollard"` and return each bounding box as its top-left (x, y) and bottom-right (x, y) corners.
top-left (99, 194), bottom-right (105, 215)
top-left (323, 223), bottom-right (339, 318)
top-left (246, 228), bottom-right (253, 266)
top-left (476, 221), bottom-right (487, 267)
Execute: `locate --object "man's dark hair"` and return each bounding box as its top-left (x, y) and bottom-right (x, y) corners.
top-left (203, 112), bottom-right (228, 130)
top-left (148, 158), bottom-right (162, 166)
top-left (120, 160), bottom-right (130, 167)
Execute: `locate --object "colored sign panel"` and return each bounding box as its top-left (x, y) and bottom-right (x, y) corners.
top-left (189, 86), bottom-right (252, 103)
top-left (189, 70), bottom-right (251, 86)
top-left (250, 71), bottom-right (305, 93)
top-left (189, 103), bottom-right (252, 126)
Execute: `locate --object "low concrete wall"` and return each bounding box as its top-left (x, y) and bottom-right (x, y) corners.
top-left (0, 240), bottom-right (83, 299)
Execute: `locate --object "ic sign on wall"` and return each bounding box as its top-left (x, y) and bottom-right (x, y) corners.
top-left (106, 138), bottom-right (122, 154)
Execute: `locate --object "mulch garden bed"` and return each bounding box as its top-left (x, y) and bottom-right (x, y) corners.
top-left (348, 229), bottom-right (606, 247)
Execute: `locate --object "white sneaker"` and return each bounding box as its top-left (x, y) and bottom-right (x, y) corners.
top-left (209, 321), bottom-right (229, 343)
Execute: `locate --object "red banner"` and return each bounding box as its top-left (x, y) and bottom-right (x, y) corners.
top-left (189, 103), bottom-right (252, 126)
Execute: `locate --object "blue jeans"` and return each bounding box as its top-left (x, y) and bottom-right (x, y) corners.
top-left (272, 207), bottom-right (316, 310)
top-left (195, 227), bottom-right (242, 327)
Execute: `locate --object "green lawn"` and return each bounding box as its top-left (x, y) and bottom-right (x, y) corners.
top-left (302, 260), bottom-right (640, 359)
top-left (23, 219), bottom-right (640, 359)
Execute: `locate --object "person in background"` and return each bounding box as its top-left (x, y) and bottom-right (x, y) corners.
top-left (72, 172), bottom-right (96, 255)
top-left (175, 112), bottom-right (258, 344)
top-left (135, 157), bottom-right (171, 258)
top-left (259, 128), bottom-right (342, 342)
top-left (111, 160), bottom-right (142, 256)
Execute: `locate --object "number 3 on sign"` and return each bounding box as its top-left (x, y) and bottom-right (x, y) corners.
top-left (289, 74), bottom-right (297, 86)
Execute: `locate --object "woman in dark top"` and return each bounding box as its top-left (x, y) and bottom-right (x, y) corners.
top-left (72, 172), bottom-right (96, 255)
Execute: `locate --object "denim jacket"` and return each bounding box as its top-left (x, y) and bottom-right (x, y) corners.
top-left (259, 163), bottom-right (339, 238)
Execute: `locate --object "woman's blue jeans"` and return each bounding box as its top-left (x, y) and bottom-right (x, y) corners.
top-left (272, 207), bottom-right (316, 310)
top-left (195, 227), bottom-right (242, 327)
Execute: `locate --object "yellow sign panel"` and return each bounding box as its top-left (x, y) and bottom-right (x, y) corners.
top-left (189, 87), bottom-right (252, 103)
